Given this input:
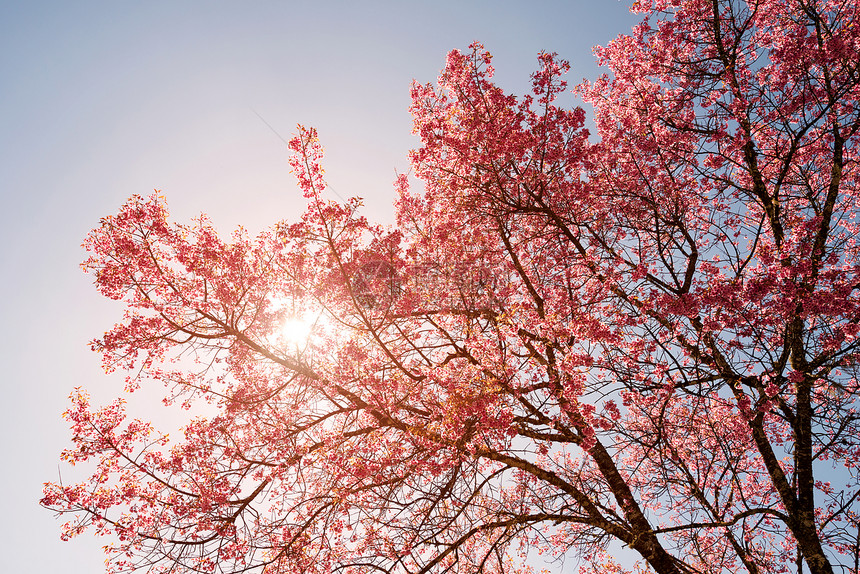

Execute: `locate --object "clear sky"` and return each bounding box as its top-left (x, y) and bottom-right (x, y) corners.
top-left (0, 1), bottom-right (638, 572)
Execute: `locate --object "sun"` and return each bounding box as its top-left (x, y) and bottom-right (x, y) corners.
top-left (265, 293), bottom-right (333, 351)
top-left (278, 316), bottom-right (314, 347)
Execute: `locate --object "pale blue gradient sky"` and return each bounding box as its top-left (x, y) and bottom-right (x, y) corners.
top-left (0, 1), bottom-right (637, 572)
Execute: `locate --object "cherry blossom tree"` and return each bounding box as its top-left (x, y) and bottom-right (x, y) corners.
top-left (43, 1), bottom-right (860, 573)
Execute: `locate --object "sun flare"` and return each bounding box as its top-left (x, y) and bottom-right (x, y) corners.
top-left (279, 317), bottom-right (313, 346)
top-left (266, 294), bottom-right (331, 350)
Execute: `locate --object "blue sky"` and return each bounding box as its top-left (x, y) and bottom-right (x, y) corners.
top-left (0, 2), bottom-right (638, 571)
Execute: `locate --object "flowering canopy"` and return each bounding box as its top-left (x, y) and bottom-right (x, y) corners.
top-left (44, 1), bottom-right (860, 573)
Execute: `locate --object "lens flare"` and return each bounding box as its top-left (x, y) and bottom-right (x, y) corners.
top-left (279, 317), bottom-right (313, 346)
